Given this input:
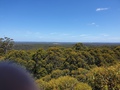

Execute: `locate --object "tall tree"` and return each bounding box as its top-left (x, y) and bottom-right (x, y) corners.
top-left (0, 37), bottom-right (14, 54)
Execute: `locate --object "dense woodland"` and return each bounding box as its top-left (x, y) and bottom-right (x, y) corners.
top-left (0, 37), bottom-right (120, 90)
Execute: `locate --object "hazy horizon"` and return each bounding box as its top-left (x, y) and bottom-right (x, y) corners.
top-left (14, 41), bottom-right (120, 43)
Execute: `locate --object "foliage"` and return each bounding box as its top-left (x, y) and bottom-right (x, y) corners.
top-left (36, 76), bottom-right (92, 90)
top-left (0, 38), bottom-right (120, 90)
top-left (0, 37), bottom-right (14, 54)
top-left (87, 64), bottom-right (120, 90)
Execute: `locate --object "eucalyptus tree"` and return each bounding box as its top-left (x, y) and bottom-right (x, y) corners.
top-left (0, 37), bottom-right (14, 54)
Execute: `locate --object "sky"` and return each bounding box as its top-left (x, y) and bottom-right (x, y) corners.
top-left (0, 0), bottom-right (120, 42)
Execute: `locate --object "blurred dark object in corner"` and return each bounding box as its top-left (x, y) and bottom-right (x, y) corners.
top-left (0, 61), bottom-right (38, 90)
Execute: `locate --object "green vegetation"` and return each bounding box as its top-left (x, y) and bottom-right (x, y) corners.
top-left (0, 37), bottom-right (120, 90)
top-left (0, 37), bottom-right (14, 54)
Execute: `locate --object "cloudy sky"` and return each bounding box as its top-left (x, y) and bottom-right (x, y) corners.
top-left (0, 0), bottom-right (120, 42)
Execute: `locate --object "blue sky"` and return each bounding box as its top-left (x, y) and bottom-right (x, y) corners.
top-left (0, 0), bottom-right (120, 42)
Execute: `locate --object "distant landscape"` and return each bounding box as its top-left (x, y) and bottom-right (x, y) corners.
top-left (0, 37), bottom-right (120, 90)
top-left (14, 42), bottom-right (120, 50)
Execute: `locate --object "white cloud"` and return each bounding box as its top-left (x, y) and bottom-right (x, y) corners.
top-left (50, 32), bottom-right (57, 35)
top-left (88, 22), bottom-right (95, 25)
top-left (71, 36), bottom-right (77, 37)
top-left (80, 34), bottom-right (87, 37)
top-left (91, 23), bottom-right (95, 25)
top-left (61, 33), bottom-right (70, 36)
top-left (88, 22), bottom-right (99, 27)
top-left (101, 34), bottom-right (109, 37)
top-left (96, 8), bottom-right (109, 11)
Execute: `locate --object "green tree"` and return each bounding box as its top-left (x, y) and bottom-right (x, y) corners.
top-left (37, 76), bottom-right (92, 90)
top-left (87, 64), bottom-right (120, 90)
top-left (64, 50), bottom-right (88, 70)
top-left (73, 43), bottom-right (87, 51)
top-left (45, 47), bottom-right (65, 72)
top-left (71, 68), bottom-right (89, 82)
top-left (32, 48), bottom-right (47, 78)
top-left (36, 79), bottom-right (48, 90)
top-left (0, 37), bottom-right (14, 54)
top-left (5, 50), bottom-right (35, 71)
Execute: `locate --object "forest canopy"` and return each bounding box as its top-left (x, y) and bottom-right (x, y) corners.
top-left (0, 37), bottom-right (120, 90)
